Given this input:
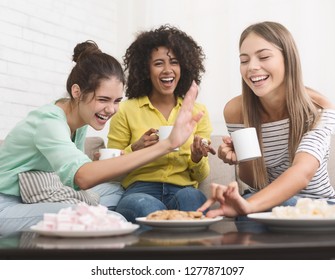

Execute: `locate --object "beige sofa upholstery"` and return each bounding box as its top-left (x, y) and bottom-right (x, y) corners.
top-left (84, 136), bottom-right (106, 160)
top-left (84, 135), bottom-right (335, 196)
top-left (2, 135), bottom-right (335, 196)
top-left (328, 136), bottom-right (335, 186)
top-left (198, 136), bottom-right (237, 197)
top-left (83, 136), bottom-right (236, 197)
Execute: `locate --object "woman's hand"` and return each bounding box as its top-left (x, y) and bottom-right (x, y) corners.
top-left (197, 181), bottom-right (250, 217)
top-left (191, 135), bottom-right (216, 163)
top-left (93, 152), bottom-right (100, 161)
top-left (131, 128), bottom-right (159, 151)
top-left (168, 81), bottom-right (204, 150)
top-left (218, 136), bottom-right (238, 165)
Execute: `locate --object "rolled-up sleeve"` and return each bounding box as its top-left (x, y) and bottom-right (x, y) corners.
top-left (34, 115), bottom-right (91, 189)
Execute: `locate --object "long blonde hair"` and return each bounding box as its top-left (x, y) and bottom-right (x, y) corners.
top-left (239, 21), bottom-right (320, 189)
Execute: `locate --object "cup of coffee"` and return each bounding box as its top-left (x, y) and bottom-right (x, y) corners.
top-left (158, 125), bottom-right (179, 151)
top-left (99, 148), bottom-right (121, 160)
top-left (230, 127), bottom-right (261, 162)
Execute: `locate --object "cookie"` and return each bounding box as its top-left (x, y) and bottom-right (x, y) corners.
top-left (146, 210), bottom-right (204, 220)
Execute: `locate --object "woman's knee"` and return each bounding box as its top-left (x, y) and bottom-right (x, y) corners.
top-left (170, 187), bottom-right (206, 210)
top-left (115, 193), bottom-right (165, 222)
top-left (176, 187), bottom-right (206, 202)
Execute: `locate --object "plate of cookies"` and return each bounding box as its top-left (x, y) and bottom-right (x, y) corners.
top-left (136, 210), bottom-right (223, 231)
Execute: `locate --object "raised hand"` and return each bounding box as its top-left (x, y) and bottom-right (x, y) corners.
top-left (168, 81), bottom-right (204, 150)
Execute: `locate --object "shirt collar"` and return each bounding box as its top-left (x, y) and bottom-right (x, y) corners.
top-left (138, 96), bottom-right (183, 109)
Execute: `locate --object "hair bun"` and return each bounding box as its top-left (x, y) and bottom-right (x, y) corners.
top-left (72, 40), bottom-right (101, 63)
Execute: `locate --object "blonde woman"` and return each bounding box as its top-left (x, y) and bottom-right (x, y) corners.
top-left (199, 21), bottom-right (335, 218)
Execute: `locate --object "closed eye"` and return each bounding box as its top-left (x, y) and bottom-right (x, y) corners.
top-left (114, 97), bottom-right (123, 104)
top-left (153, 60), bottom-right (164, 67)
top-left (97, 97), bottom-right (109, 102)
top-left (170, 59), bottom-right (179, 65)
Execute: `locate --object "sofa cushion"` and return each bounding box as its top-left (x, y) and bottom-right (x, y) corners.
top-left (198, 135), bottom-right (237, 198)
top-left (84, 136), bottom-right (105, 160)
top-left (328, 136), bottom-right (335, 186)
top-left (19, 171), bottom-right (99, 205)
top-left (202, 135), bottom-right (335, 192)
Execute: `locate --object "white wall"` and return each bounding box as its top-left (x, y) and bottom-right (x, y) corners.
top-left (116, 0), bottom-right (335, 135)
top-left (1, 0), bottom-right (335, 142)
top-left (0, 0), bottom-right (119, 140)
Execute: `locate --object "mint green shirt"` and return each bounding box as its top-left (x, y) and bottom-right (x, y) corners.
top-left (0, 103), bottom-right (91, 196)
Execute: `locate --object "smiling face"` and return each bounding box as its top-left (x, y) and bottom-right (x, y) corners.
top-left (239, 32), bottom-right (285, 99)
top-left (77, 77), bottom-right (124, 131)
top-left (149, 46), bottom-right (181, 98)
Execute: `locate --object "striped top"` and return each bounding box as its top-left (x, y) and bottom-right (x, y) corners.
top-left (227, 109), bottom-right (335, 199)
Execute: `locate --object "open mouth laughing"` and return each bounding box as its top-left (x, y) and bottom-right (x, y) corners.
top-left (160, 77), bottom-right (174, 85)
top-left (95, 113), bottom-right (110, 121)
top-left (250, 75), bottom-right (269, 83)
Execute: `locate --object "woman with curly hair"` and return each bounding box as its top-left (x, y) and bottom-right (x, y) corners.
top-left (0, 40), bottom-right (203, 234)
top-left (108, 25), bottom-right (215, 222)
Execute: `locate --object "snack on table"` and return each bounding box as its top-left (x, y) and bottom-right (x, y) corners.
top-left (35, 203), bottom-right (132, 231)
top-left (272, 198), bottom-right (335, 219)
top-left (201, 138), bottom-right (210, 147)
top-left (147, 210), bottom-right (204, 220)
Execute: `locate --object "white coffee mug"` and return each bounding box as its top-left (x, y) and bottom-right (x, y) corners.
top-left (158, 125), bottom-right (179, 151)
top-left (99, 148), bottom-right (121, 160)
top-left (231, 127), bottom-right (261, 162)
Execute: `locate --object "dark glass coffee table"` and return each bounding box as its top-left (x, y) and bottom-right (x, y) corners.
top-left (1, 218), bottom-right (335, 260)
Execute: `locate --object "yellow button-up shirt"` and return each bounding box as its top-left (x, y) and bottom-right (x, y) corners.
top-left (107, 96), bottom-right (213, 189)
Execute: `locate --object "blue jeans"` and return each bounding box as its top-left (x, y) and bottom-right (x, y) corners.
top-left (0, 182), bottom-right (125, 236)
top-left (115, 181), bottom-right (207, 223)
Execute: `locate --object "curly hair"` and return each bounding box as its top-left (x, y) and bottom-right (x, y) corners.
top-left (123, 25), bottom-right (205, 99)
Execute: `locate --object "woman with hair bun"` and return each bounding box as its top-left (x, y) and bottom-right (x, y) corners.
top-left (0, 40), bottom-right (203, 234)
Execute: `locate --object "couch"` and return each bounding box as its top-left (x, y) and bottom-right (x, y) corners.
top-left (85, 135), bottom-right (335, 197)
top-left (84, 136), bottom-right (236, 198)
top-left (2, 135), bottom-right (335, 197)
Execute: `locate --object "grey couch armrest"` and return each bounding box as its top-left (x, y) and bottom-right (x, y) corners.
top-left (2, 135), bottom-right (335, 191)
top-left (200, 135), bottom-right (335, 195)
top-left (84, 137), bottom-right (106, 160)
top-left (198, 135), bottom-right (238, 198)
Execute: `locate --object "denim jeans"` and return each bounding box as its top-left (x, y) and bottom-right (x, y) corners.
top-left (115, 181), bottom-right (207, 223)
top-left (0, 182), bottom-right (125, 236)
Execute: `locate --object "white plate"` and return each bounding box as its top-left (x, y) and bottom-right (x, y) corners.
top-left (247, 212), bottom-right (335, 232)
top-left (30, 224), bottom-right (139, 238)
top-left (135, 216), bottom-right (223, 231)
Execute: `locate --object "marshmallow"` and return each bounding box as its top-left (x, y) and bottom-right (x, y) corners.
top-left (272, 198), bottom-right (335, 219)
top-left (37, 203), bottom-right (132, 231)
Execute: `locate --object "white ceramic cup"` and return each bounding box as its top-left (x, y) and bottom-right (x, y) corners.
top-left (99, 148), bottom-right (121, 160)
top-left (231, 127), bottom-right (261, 162)
top-left (158, 125), bottom-right (179, 151)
